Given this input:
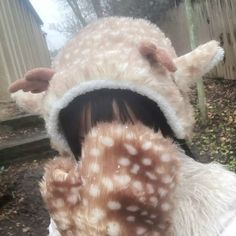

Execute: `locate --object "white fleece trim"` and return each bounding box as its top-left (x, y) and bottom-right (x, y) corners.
top-left (204, 46), bottom-right (224, 73)
top-left (48, 218), bottom-right (61, 236)
top-left (47, 79), bottom-right (186, 154)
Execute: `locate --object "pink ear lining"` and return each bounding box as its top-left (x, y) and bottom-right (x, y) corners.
top-left (8, 67), bottom-right (55, 94)
top-left (139, 43), bottom-right (177, 72)
top-left (25, 68), bottom-right (55, 82)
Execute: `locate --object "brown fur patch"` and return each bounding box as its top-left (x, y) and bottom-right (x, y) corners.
top-left (40, 122), bottom-right (180, 235)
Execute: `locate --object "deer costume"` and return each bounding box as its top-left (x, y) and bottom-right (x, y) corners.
top-left (9, 17), bottom-right (236, 236)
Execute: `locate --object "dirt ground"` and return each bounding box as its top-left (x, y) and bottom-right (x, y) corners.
top-left (0, 159), bottom-right (50, 236)
top-left (0, 78), bottom-right (235, 236)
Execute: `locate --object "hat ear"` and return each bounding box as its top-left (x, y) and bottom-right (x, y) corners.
top-left (139, 42), bottom-right (177, 72)
top-left (9, 68), bottom-right (55, 115)
top-left (173, 41), bottom-right (224, 92)
top-left (9, 67), bottom-right (55, 93)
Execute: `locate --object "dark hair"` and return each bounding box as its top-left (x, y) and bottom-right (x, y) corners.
top-left (59, 89), bottom-right (194, 159)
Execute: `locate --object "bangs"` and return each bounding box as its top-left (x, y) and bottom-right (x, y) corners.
top-left (59, 89), bottom-right (179, 158)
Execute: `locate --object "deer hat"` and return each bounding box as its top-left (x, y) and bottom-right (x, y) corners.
top-left (9, 17), bottom-right (236, 236)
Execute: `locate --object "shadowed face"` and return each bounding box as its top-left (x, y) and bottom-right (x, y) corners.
top-left (58, 89), bottom-right (176, 159)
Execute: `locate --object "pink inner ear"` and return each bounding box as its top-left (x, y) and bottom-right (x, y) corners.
top-left (139, 43), bottom-right (177, 72)
top-left (155, 47), bottom-right (177, 72)
top-left (8, 67), bottom-right (55, 94)
top-left (25, 68), bottom-right (55, 82)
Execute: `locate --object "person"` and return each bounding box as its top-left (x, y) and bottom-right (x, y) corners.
top-left (9, 17), bottom-right (236, 236)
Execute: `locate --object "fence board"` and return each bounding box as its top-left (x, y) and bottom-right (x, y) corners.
top-left (0, 0), bottom-right (50, 100)
top-left (158, 0), bottom-right (236, 80)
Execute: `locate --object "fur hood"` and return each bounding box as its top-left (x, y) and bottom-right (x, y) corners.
top-left (9, 17), bottom-right (224, 154)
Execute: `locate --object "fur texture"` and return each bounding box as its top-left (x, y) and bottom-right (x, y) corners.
top-left (9, 17), bottom-right (235, 236)
top-left (10, 17), bottom-right (224, 150)
top-left (41, 122), bottom-right (180, 236)
top-left (41, 123), bottom-right (236, 236)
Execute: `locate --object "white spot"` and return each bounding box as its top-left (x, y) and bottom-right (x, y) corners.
top-left (102, 177), bottom-right (114, 191)
top-left (126, 205), bottom-right (139, 212)
top-left (90, 208), bottom-right (105, 223)
top-left (57, 187), bottom-right (66, 193)
top-left (107, 201), bottom-right (121, 210)
top-left (126, 133), bottom-right (134, 140)
top-left (54, 198), bottom-right (64, 208)
top-left (146, 184), bottom-right (155, 194)
top-left (73, 59), bottom-right (80, 65)
top-left (158, 188), bottom-right (168, 198)
top-left (149, 196), bottom-right (158, 207)
top-left (132, 181), bottom-right (143, 191)
top-left (170, 183), bottom-right (176, 189)
top-left (124, 143), bottom-right (138, 155)
top-left (158, 224), bottom-right (166, 230)
top-left (90, 163), bottom-right (100, 173)
top-left (126, 216), bottom-right (135, 222)
top-left (93, 34), bottom-right (102, 40)
top-left (118, 157), bottom-right (130, 166)
top-left (145, 172), bottom-right (157, 180)
top-left (73, 49), bottom-right (79, 54)
top-left (153, 144), bottom-right (164, 152)
top-left (141, 211), bottom-right (148, 216)
top-left (114, 175), bottom-right (131, 185)
top-left (130, 164), bottom-right (140, 174)
top-left (115, 126), bottom-right (123, 135)
top-left (142, 158), bottom-right (152, 166)
top-left (70, 175), bottom-right (79, 184)
top-left (67, 194), bottom-right (78, 205)
top-left (53, 169), bottom-right (68, 182)
top-left (162, 175), bottom-right (173, 184)
top-left (161, 202), bottom-right (171, 211)
top-left (136, 227), bottom-right (147, 235)
top-left (83, 198), bottom-right (88, 206)
top-left (53, 211), bottom-right (70, 230)
top-left (145, 219), bottom-right (154, 225)
top-left (91, 130), bottom-right (98, 137)
top-left (90, 148), bottom-right (101, 157)
top-left (142, 141), bottom-right (152, 150)
top-left (81, 49), bottom-right (90, 55)
top-left (139, 196), bottom-right (146, 202)
top-left (101, 136), bottom-right (114, 147)
top-left (151, 232), bottom-right (160, 236)
top-left (160, 154), bottom-right (172, 162)
top-left (106, 221), bottom-right (120, 236)
top-left (150, 214), bottom-right (157, 219)
top-left (155, 167), bottom-right (165, 175)
top-left (65, 53), bottom-right (70, 59)
top-left (89, 184), bottom-right (100, 197)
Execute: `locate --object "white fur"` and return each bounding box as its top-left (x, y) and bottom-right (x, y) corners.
top-left (170, 153), bottom-right (236, 236)
top-left (204, 46), bottom-right (224, 73)
top-left (48, 219), bottom-right (61, 236)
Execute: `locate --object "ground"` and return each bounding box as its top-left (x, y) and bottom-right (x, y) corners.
top-left (191, 78), bottom-right (236, 170)
top-left (0, 78), bottom-right (235, 235)
top-left (0, 159), bottom-right (49, 236)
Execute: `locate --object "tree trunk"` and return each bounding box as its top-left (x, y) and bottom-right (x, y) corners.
top-left (91, 0), bottom-right (103, 18)
top-left (66, 0), bottom-right (86, 26)
top-left (185, 0), bottom-right (207, 124)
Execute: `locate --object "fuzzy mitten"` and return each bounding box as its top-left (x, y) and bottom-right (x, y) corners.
top-left (40, 122), bottom-right (180, 236)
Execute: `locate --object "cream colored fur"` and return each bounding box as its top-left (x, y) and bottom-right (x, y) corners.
top-left (11, 17), bottom-right (223, 145)
top-left (9, 17), bottom-right (235, 236)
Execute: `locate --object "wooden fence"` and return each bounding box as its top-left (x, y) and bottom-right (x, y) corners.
top-left (0, 0), bottom-right (51, 100)
top-left (158, 0), bottom-right (236, 80)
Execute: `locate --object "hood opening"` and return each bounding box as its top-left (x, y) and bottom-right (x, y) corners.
top-left (58, 88), bottom-right (176, 158)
